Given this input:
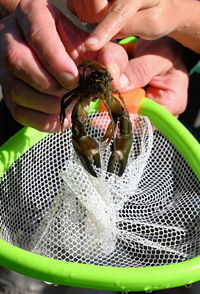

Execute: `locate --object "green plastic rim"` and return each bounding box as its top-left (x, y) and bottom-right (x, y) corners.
top-left (0, 98), bottom-right (200, 291)
top-left (118, 36), bottom-right (138, 45)
top-left (140, 98), bottom-right (200, 181)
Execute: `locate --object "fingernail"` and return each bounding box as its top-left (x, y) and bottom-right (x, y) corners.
top-left (58, 88), bottom-right (69, 97)
top-left (85, 36), bottom-right (99, 48)
top-left (107, 64), bottom-right (120, 81)
top-left (119, 74), bottom-right (129, 88)
top-left (63, 117), bottom-right (71, 129)
top-left (60, 72), bottom-right (78, 89)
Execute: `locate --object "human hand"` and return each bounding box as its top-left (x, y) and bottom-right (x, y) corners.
top-left (0, 0), bottom-right (87, 132)
top-left (0, 0), bottom-right (129, 132)
top-left (67, 0), bottom-right (188, 51)
top-left (107, 37), bottom-right (189, 117)
top-left (0, 0), bottom-right (81, 132)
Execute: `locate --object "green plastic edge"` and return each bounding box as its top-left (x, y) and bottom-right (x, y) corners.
top-left (0, 238), bottom-right (200, 291)
top-left (118, 36), bottom-right (138, 44)
top-left (0, 127), bottom-right (49, 177)
top-left (140, 97), bottom-right (200, 181)
top-left (0, 98), bottom-right (200, 291)
top-left (88, 100), bottom-right (101, 115)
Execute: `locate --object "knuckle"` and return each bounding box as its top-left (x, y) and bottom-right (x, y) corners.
top-left (37, 78), bottom-right (51, 92)
top-left (17, 3), bottom-right (50, 49)
top-left (144, 13), bottom-right (166, 39)
top-left (4, 44), bottom-right (19, 70)
top-left (26, 25), bottom-right (46, 49)
top-left (5, 83), bottom-right (15, 101)
top-left (37, 77), bottom-right (61, 95)
top-left (36, 115), bottom-right (60, 133)
top-left (10, 103), bottom-right (23, 124)
top-left (3, 79), bottom-right (21, 104)
top-left (17, 0), bottom-right (31, 13)
top-left (9, 86), bottom-right (22, 105)
top-left (130, 60), bottom-right (149, 86)
top-left (110, 2), bottom-right (129, 18)
top-left (40, 116), bottom-right (53, 131)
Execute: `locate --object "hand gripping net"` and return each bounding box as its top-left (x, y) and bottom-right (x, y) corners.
top-left (0, 112), bottom-right (200, 268)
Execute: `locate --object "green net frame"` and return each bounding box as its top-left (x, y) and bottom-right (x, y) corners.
top-left (0, 98), bottom-right (200, 292)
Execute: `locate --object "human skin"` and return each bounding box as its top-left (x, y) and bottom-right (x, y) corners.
top-left (0, 0), bottom-right (129, 131)
top-left (67, 0), bottom-right (200, 54)
top-left (0, 0), bottom-right (189, 132)
top-left (116, 37), bottom-right (189, 116)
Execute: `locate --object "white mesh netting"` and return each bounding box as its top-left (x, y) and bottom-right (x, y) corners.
top-left (0, 112), bottom-right (200, 268)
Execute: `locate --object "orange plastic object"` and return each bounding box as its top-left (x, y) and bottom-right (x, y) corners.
top-left (120, 42), bottom-right (135, 59)
top-left (101, 88), bottom-right (145, 114)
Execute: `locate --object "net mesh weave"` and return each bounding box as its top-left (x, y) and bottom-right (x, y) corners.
top-left (0, 112), bottom-right (200, 268)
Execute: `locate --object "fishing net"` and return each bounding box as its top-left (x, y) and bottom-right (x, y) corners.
top-left (0, 112), bottom-right (199, 269)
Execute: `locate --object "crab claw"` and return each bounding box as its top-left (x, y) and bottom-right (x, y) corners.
top-left (107, 114), bottom-right (133, 177)
top-left (107, 133), bottom-right (133, 176)
top-left (72, 119), bottom-right (101, 177)
top-left (72, 135), bottom-right (100, 177)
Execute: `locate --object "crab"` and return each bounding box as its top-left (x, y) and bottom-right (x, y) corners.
top-left (60, 60), bottom-right (133, 177)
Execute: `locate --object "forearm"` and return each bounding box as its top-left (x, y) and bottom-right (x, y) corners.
top-left (169, 0), bottom-right (200, 53)
top-left (0, 0), bottom-right (20, 19)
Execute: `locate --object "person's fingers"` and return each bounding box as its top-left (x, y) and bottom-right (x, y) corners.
top-left (118, 57), bottom-right (188, 116)
top-left (4, 28), bottom-right (66, 96)
top-left (4, 94), bottom-right (73, 133)
top-left (67, 0), bottom-right (85, 16)
top-left (1, 73), bottom-right (62, 114)
top-left (87, 0), bottom-right (109, 22)
top-left (116, 37), bottom-right (189, 116)
top-left (67, 0), bottom-right (109, 23)
top-left (118, 52), bottom-right (173, 92)
top-left (16, 0), bottom-right (79, 89)
top-left (4, 96), bottom-right (63, 132)
top-left (97, 42), bottom-right (129, 86)
top-left (84, 0), bottom-right (146, 50)
top-left (146, 67), bottom-right (189, 116)
top-left (56, 10), bottom-right (97, 65)
top-left (1, 69), bottom-right (74, 132)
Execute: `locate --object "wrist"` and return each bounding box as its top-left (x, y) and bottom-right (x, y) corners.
top-left (0, 0), bottom-right (20, 19)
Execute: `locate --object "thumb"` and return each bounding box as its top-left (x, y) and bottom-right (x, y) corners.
top-left (117, 54), bottom-right (172, 92)
top-left (84, 0), bottom-right (140, 51)
top-left (97, 42), bottom-right (129, 86)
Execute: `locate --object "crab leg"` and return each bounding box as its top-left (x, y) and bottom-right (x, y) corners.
top-left (60, 90), bottom-right (80, 133)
